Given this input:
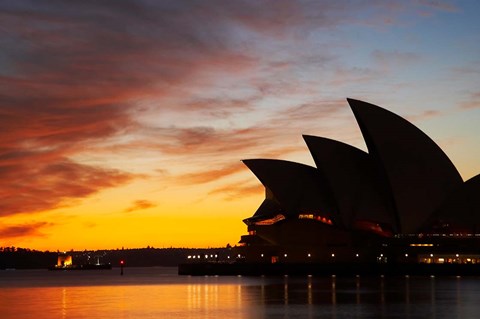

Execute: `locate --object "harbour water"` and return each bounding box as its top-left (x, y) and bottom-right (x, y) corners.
top-left (1, 267), bottom-right (480, 318)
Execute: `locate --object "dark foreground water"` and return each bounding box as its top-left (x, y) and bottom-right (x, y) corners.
top-left (1, 267), bottom-right (480, 318)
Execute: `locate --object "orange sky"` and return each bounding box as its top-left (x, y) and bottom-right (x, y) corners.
top-left (1, 1), bottom-right (480, 250)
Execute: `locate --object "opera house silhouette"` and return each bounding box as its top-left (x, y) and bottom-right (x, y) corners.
top-left (235, 98), bottom-right (480, 266)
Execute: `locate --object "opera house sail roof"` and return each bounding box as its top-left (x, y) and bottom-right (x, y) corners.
top-left (303, 135), bottom-right (396, 231)
top-left (347, 99), bottom-right (464, 234)
top-left (428, 173), bottom-right (480, 233)
top-left (242, 98), bottom-right (479, 238)
top-left (242, 159), bottom-right (338, 225)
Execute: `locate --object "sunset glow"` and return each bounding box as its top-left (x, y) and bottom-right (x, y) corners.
top-left (1, 1), bottom-right (479, 250)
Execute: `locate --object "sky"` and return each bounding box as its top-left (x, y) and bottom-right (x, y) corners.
top-left (1, 0), bottom-right (479, 251)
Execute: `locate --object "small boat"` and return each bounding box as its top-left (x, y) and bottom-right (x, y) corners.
top-left (49, 254), bottom-right (112, 271)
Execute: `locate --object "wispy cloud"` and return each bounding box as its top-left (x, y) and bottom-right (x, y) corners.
top-left (0, 222), bottom-right (54, 239)
top-left (0, 0), bottom-right (467, 222)
top-left (177, 163), bottom-right (246, 185)
top-left (0, 158), bottom-right (136, 216)
top-left (124, 200), bottom-right (157, 213)
top-left (405, 109), bottom-right (443, 122)
top-left (138, 123), bottom-right (306, 159)
top-left (459, 91), bottom-right (480, 110)
top-left (328, 66), bottom-right (379, 87)
top-left (273, 99), bottom-right (345, 124)
top-left (371, 50), bottom-right (421, 72)
top-left (208, 180), bottom-right (264, 201)
top-left (417, 0), bottom-right (458, 12)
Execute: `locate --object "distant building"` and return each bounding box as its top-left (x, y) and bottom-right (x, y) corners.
top-left (236, 99), bottom-right (480, 265)
top-left (56, 254), bottom-right (73, 268)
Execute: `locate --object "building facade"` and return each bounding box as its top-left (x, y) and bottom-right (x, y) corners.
top-left (236, 99), bottom-right (480, 265)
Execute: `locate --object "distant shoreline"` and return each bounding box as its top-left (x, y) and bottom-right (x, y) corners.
top-left (0, 247), bottom-right (229, 269)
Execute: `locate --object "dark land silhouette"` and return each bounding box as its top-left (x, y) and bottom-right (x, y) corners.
top-left (0, 246), bottom-right (230, 269)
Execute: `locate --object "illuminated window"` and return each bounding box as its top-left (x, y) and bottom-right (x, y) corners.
top-left (410, 243), bottom-right (434, 247)
top-left (317, 216), bottom-right (333, 225)
top-left (299, 214), bottom-right (315, 219)
top-left (255, 214), bottom-right (285, 225)
top-left (297, 214), bottom-right (333, 225)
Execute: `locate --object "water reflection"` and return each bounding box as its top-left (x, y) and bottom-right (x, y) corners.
top-left (2, 269), bottom-right (480, 318)
top-left (186, 282), bottom-right (247, 318)
top-left (241, 275), bottom-right (480, 318)
top-left (61, 287), bottom-right (67, 319)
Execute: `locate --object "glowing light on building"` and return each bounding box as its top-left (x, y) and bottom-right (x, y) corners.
top-left (254, 214), bottom-right (286, 225)
top-left (56, 254), bottom-right (73, 268)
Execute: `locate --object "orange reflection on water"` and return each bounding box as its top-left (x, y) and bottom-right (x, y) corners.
top-left (187, 283), bottom-right (247, 317)
top-left (2, 272), bottom-right (480, 319)
top-left (0, 283), bottom-right (252, 319)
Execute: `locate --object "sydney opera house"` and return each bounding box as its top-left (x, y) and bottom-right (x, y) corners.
top-left (236, 99), bottom-right (480, 266)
